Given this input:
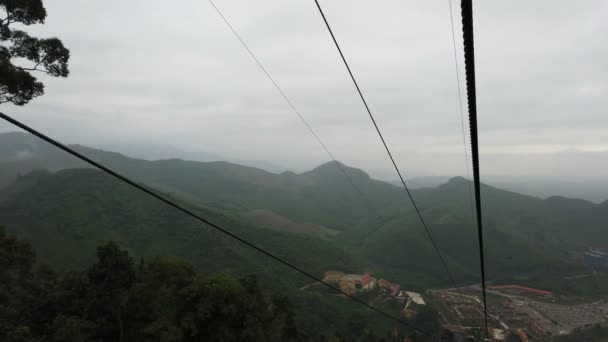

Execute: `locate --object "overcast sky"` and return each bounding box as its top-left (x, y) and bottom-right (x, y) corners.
top-left (1, 0), bottom-right (607, 181)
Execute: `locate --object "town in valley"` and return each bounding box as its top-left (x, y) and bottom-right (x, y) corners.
top-left (302, 270), bottom-right (608, 341)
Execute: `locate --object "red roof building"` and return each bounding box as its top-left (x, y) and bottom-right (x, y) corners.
top-left (360, 274), bottom-right (375, 285)
top-left (355, 274), bottom-right (376, 290)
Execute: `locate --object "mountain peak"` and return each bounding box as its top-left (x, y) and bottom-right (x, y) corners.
top-left (433, 176), bottom-right (471, 193)
top-left (311, 161), bottom-right (370, 180)
top-left (314, 160), bottom-right (346, 170)
top-left (447, 176), bottom-right (469, 185)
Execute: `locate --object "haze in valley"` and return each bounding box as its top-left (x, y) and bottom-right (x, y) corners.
top-left (1, 0), bottom-right (607, 199)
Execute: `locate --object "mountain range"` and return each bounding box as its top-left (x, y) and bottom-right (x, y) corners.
top-left (1, 131), bottom-right (607, 296)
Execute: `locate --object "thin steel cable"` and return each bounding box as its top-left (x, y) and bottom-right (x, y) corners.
top-left (460, 0), bottom-right (489, 335)
top-left (207, 0), bottom-right (374, 208)
top-left (0, 111), bottom-right (430, 335)
top-left (312, 0), bottom-right (456, 285)
top-left (447, 0), bottom-right (475, 223)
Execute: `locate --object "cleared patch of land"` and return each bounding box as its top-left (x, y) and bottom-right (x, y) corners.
top-left (323, 270), bottom-right (347, 282)
top-left (241, 209), bottom-right (339, 236)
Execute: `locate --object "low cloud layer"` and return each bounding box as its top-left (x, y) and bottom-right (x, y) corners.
top-left (2, 0), bottom-right (607, 181)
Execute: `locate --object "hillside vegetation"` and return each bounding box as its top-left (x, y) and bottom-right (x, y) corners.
top-left (0, 132), bottom-right (605, 293)
top-left (1, 231), bottom-right (423, 341)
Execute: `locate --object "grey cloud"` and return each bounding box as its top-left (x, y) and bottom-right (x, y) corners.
top-left (1, 0), bottom-right (607, 182)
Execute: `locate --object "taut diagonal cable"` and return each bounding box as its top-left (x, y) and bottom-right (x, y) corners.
top-left (207, 0), bottom-right (381, 217)
top-left (312, 0), bottom-right (455, 285)
top-left (0, 111), bottom-right (430, 336)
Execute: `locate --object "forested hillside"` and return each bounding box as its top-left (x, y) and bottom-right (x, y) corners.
top-left (0, 132), bottom-right (404, 230)
top-left (1, 231), bottom-right (424, 341)
top-left (3, 133), bottom-right (608, 340)
top-left (1, 131), bottom-right (604, 290)
top-left (0, 169), bottom-right (416, 338)
top-left (0, 169), bottom-right (362, 284)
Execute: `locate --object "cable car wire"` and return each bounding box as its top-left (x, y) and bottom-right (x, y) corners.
top-left (0, 111), bottom-right (430, 336)
top-left (447, 0), bottom-right (475, 222)
top-left (312, 0), bottom-right (456, 285)
top-left (207, 0), bottom-right (376, 210)
top-left (459, 0), bottom-right (489, 335)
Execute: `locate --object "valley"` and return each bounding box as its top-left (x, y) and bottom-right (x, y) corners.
top-left (1, 132), bottom-right (608, 340)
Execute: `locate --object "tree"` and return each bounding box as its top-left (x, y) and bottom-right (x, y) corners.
top-left (0, 0), bottom-right (69, 105)
top-left (87, 242), bottom-right (135, 342)
top-left (0, 227), bottom-right (37, 339)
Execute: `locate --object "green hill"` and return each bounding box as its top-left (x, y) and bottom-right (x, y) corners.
top-left (0, 169), bottom-right (410, 335)
top-left (1, 131), bottom-right (605, 293)
top-left (0, 169), bottom-right (360, 280)
top-left (0, 132), bottom-right (404, 231)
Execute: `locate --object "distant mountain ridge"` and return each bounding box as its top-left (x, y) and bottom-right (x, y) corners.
top-left (2, 131), bottom-right (607, 293)
top-left (4, 131), bottom-right (606, 202)
top-left (0, 132), bottom-right (406, 229)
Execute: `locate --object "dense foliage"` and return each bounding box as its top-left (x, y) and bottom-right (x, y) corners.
top-left (0, 0), bottom-right (70, 105)
top-left (3, 132), bottom-right (608, 339)
top-left (1, 230), bottom-right (436, 341)
top-left (0, 229), bottom-right (300, 341)
top-left (0, 131), bottom-right (602, 291)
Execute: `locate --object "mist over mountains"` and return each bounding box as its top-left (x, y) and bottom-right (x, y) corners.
top-left (394, 176), bottom-right (608, 204)
top-left (93, 141), bottom-right (608, 204)
top-left (2, 131), bottom-right (607, 293)
top-left (2, 131), bottom-right (606, 203)
top-left (97, 141), bottom-right (287, 173)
